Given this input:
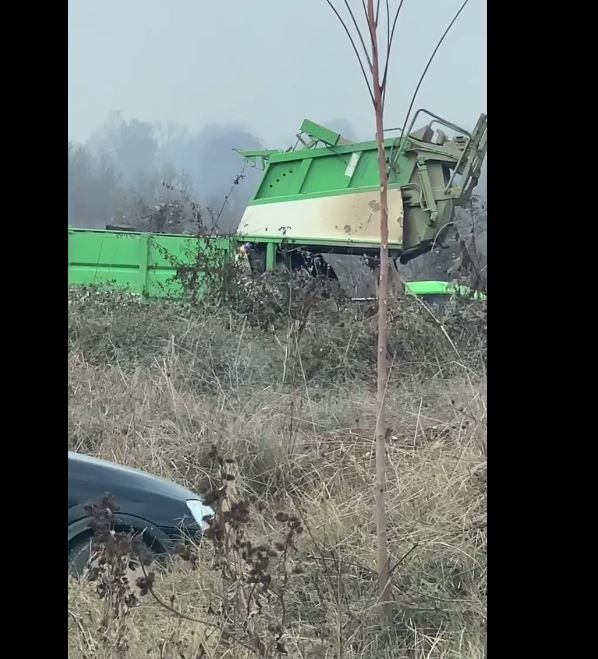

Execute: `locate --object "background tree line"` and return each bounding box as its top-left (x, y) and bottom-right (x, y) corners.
top-left (68, 112), bottom-right (264, 233)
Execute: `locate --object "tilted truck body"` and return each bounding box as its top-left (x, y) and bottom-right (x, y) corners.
top-left (236, 110), bottom-right (486, 273)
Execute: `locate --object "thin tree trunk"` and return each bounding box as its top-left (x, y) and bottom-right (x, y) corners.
top-left (366, 0), bottom-right (392, 618)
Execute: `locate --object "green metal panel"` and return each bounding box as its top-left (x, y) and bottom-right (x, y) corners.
top-left (299, 119), bottom-right (344, 147)
top-left (265, 242), bottom-right (276, 271)
top-left (405, 281), bottom-right (451, 296)
top-left (405, 280), bottom-right (486, 300)
top-left (252, 138), bottom-right (404, 202)
top-left (68, 229), bottom-right (145, 292)
top-left (68, 228), bottom-right (233, 299)
top-left (138, 234), bottom-right (150, 295)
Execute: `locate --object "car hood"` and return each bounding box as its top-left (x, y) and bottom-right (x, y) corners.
top-left (68, 451), bottom-right (200, 503)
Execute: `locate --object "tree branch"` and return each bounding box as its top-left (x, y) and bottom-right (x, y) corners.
top-left (361, 0), bottom-right (369, 25)
top-left (398, 0), bottom-right (470, 139)
top-left (342, 0), bottom-right (373, 71)
top-left (324, 0), bottom-right (375, 104)
top-left (381, 0), bottom-right (406, 104)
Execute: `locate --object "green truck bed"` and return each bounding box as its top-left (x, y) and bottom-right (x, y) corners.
top-left (68, 227), bottom-right (233, 298)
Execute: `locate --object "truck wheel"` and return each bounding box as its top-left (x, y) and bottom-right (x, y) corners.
top-left (68, 531), bottom-right (165, 580)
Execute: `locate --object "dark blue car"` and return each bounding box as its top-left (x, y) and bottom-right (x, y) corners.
top-left (68, 451), bottom-right (214, 576)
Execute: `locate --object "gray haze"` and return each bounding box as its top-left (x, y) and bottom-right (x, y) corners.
top-left (68, 0), bottom-right (486, 229)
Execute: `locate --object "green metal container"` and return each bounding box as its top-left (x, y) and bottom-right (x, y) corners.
top-left (68, 227), bottom-right (233, 298)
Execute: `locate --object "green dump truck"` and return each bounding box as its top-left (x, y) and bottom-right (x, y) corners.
top-left (68, 109), bottom-right (487, 300)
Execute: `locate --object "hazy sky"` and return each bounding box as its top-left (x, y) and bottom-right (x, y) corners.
top-left (68, 0), bottom-right (486, 147)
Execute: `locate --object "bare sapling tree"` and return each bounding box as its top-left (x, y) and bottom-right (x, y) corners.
top-left (323, 0), bottom-right (406, 621)
top-left (323, 0), bottom-right (473, 624)
top-left (366, 0), bottom-right (393, 618)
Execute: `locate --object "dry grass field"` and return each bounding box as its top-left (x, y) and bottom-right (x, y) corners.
top-left (68, 287), bottom-right (486, 658)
